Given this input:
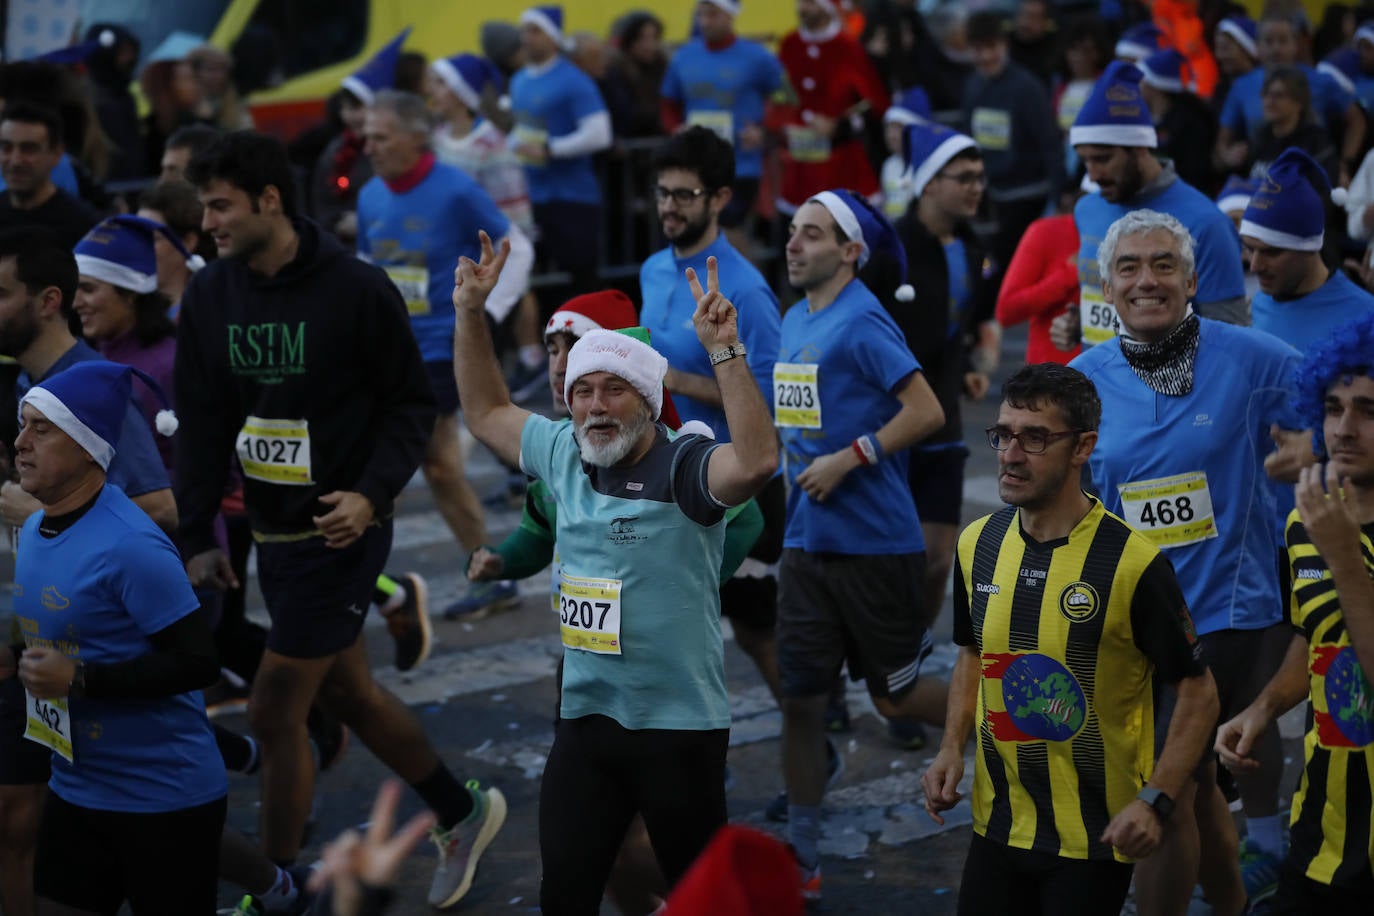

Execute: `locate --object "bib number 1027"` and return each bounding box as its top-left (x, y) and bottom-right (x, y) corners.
top-left (559, 595), bottom-right (612, 630)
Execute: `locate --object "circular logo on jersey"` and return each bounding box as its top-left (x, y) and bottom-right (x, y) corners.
top-left (1001, 654), bottom-right (1088, 742)
top-left (1323, 647), bottom-right (1374, 747)
top-left (1058, 582), bottom-right (1100, 624)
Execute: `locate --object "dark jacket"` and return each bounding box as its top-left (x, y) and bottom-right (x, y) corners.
top-left (173, 218), bottom-right (435, 554)
top-left (961, 61), bottom-right (1063, 202)
top-left (1156, 92), bottom-right (1220, 197)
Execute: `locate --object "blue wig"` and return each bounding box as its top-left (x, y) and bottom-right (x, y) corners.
top-left (1292, 310), bottom-right (1374, 454)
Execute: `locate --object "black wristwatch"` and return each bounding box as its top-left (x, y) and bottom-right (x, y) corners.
top-left (69, 660), bottom-right (87, 699)
top-left (1136, 787), bottom-right (1174, 822)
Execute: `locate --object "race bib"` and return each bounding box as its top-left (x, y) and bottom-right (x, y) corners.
top-left (385, 265), bottom-right (430, 316)
top-left (971, 108), bottom-right (1011, 150)
top-left (558, 573), bottom-right (622, 655)
top-left (1118, 471), bottom-right (1218, 549)
top-left (773, 363), bottom-right (821, 429)
top-left (785, 125), bottom-right (831, 163)
top-left (512, 125), bottom-right (550, 166)
top-left (24, 690), bottom-right (73, 763)
top-left (1079, 288), bottom-right (1121, 346)
top-left (237, 417), bottom-right (313, 486)
top-left (688, 110), bottom-right (734, 144)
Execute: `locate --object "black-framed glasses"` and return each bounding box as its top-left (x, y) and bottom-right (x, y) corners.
top-left (985, 426), bottom-right (1084, 454)
top-left (654, 185), bottom-right (709, 205)
top-left (935, 170), bottom-right (987, 187)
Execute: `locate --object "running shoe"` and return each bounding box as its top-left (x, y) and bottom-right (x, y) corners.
top-left (428, 782), bottom-right (508, 908)
top-left (886, 718), bottom-right (927, 750)
top-left (1239, 846), bottom-right (1283, 906)
top-left (219, 896), bottom-right (263, 916)
top-left (766, 739), bottom-right (843, 822)
top-left (787, 846), bottom-right (823, 903)
top-left (205, 674), bottom-right (251, 718)
top-left (384, 572), bottom-right (433, 672)
top-left (442, 580), bottom-right (520, 620)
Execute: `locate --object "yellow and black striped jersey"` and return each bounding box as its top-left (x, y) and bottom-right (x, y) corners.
top-left (1284, 510), bottom-right (1374, 888)
top-left (953, 497), bottom-right (1204, 862)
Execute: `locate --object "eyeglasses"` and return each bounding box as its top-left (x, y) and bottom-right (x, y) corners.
top-left (935, 171), bottom-right (987, 188)
top-left (654, 185), bottom-right (708, 205)
top-left (985, 426), bottom-right (1084, 454)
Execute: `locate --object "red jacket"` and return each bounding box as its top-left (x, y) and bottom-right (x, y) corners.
top-left (995, 213), bottom-right (1081, 365)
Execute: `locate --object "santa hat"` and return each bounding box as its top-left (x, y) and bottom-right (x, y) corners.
top-left (20, 361), bottom-right (177, 471)
top-left (1240, 148), bottom-right (1347, 252)
top-left (430, 53), bottom-right (505, 113)
top-left (544, 289), bottom-right (637, 341)
top-left (74, 215), bottom-right (205, 295)
top-left (1217, 15), bottom-right (1258, 60)
top-left (660, 826), bottom-right (803, 916)
top-left (901, 119), bottom-right (977, 198)
top-left (1069, 61), bottom-right (1157, 149)
top-left (1114, 23), bottom-right (1164, 61)
top-left (883, 87), bottom-right (931, 127)
top-left (1318, 48), bottom-right (1359, 97)
top-left (1139, 48), bottom-right (1192, 93)
top-left (700, 0), bottom-right (741, 15)
top-left (341, 28), bottom-right (411, 106)
top-left (31, 40), bottom-right (103, 66)
top-left (808, 189), bottom-right (915, 302)
top-left (1358, 20), bottom-right (1374, 48)
top-left (520, 6), bottom-right (565, 45)
top-left (565, 327), bottom-right (668, 420)
top-left (1214, 175), bottom-right (1257, 215)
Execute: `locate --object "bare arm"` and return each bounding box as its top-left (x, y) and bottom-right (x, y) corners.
top-left (451, 232), bottom-right (532, 469)
top-left (663, 367), bottom-right (723, 408)
top-left (1148, 668), bottom-right (1219, 800)
top-left (920, 644), bottom-right (981, 824)
top-left (130, 487), bottom-right (178, 538)
top-left (1216, 634), bottom-right (1308, 770)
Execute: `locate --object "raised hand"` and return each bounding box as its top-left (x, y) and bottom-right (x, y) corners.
top-left (686, 256), bottom-right (739, 351)
top-left (1296, 462), bottom-right (1364, 563)
top-left (452, 231), bottom-right (511, 315)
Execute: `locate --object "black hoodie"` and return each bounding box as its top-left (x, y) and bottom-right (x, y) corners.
top-left (173, 218), bottom-right (435, 555)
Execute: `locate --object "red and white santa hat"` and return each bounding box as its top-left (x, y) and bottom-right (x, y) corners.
top-left (544, 289), bottom-right (638, 341)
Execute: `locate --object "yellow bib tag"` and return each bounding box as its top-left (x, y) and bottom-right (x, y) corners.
top-left (1079, 288), bottom-right (1122, 346)
top-left (237, 417), bottom-right (313, 486)
top-left (1118, 471), bottom-right (1218, 549)
top-left (785, 125), bottom-right (831, 163)
top-left (688, 110), bottom-right (735, 144)
top-left (512, 125), bottom-right (550, 166)
top-left (385, 265), bottom-right (430, 316)
top-left (971, 108), bottom-right (1011, 150)
top-left (24, 691), bottom-right (73, 763)
top-left (774, 363), bottom-right (821, 429)
top-left (558, 573), bottom-right (622, 655)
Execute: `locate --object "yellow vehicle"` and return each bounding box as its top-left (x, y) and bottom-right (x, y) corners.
top-left (76, 0), bottom-right (793, 139)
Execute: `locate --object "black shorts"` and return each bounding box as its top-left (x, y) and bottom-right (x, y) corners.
top-left (256, 522), bottom-right (392, 659)
top-left (425, 359), bottom-right (460, 415)
top-left (720, 572), bottom-right (777, 632)
top-left (1271, 855), bottom-right (1374, 915)
top-left (957, 832), bottom-right (1133, 916)
top-left (777, 549), bottom-right (931, 699)
top-left (34, 791), bottom-right (226, 914)
top-left (719, 178), bottom-right (760, 228)
top-left (0, 675), bottom-right (51, 785)
top-left (909, 445), bottom-right (970, 527)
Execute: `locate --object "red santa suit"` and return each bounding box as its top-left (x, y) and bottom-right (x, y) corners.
top-left (770, 16), bottom-right (888, 211)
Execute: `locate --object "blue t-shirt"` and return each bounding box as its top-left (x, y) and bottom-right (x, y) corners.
top-left (660, 37), bottom-right (784, 180)
top-left (16, 343), bottom-right (169, 498)
top-left (639, 233), bottom-right (780, 437)
top-left (778, 279), bottom-right (925, 555)
top-left (1252, 270), bottom-right (1374, 355)
top-left (13, 486), bottom-right (225, 812)
top-left (357, 162), bottom-right (510, 364)
top-left (0, 153), bottom-right (79, 196)
top-left (509, 57), bottom-right (607, 205)
top-left (1221, 65), bottom-right (1353, 139)
top-left (1071, 319), bottom-right (1302, 635)
top-left (1355, 73), bottom-right (1374, 113)
top-left (1075, 177), bottom-right (1246, 344)
top-left (944, 239), bottom-right (970, 341)
top-left (519, 416), bottom-right (729, 731)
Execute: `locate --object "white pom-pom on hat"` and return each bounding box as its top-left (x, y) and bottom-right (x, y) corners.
top-left (676, 420), bottom-right (716, 439)
top-left (155, 409), bottom-right (179, 436)
top-left (99, 30), bottom-right (116, 48)
top-left (895, 284), bottom-right (916, 302)
top-left (1332, 186), bottom-right (1350, 207)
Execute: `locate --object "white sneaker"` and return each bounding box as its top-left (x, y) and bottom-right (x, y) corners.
top-left (428, 782), bottom-right (507, 908)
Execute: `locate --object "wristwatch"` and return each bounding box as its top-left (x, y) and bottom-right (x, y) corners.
top-left (709, 342), bottom-right (747, 366)
top-left (69, 660), bottom-right (87, 699)
top-left (1136, 787), bottom-right (1174, 822)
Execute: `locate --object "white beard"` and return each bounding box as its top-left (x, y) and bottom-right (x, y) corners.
top-left (576, 410), bottom-right (652, 467)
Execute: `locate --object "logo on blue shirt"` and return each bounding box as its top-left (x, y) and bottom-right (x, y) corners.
top-left (41, 586), bottom-right (70, 611)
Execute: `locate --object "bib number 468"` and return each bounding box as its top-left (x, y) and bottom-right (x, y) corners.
top-left (1137, 496), bottom-right (1195, 527)
top-left (560, 595), bottom-right (612, 630)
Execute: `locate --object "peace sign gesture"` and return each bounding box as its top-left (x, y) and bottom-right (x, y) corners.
top-left (452, 230), bottom-right (511, 315)
top-left (686, 256), bottom-right (739, 351)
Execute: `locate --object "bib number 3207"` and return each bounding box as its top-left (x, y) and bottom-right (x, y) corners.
top-left (558, 573), bottom-right (622, 655)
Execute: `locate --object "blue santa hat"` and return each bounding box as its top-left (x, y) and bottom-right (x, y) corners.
top-left (30, 40), bottom-right (103, 66)
top-left (1318, 48), bottom-right (1359, 97)
top-left (341, 28), bottom-right (411, 106)
top-left (20, 361), bottom-right (177, 470)
top-left (1358, 20), bottom-right (1374, 48)
top-left (807, 189), bottom-right (915, 302)
top-left (1069, 61), bottom-right (1158, 149)
top-left (901, 120), bottom-right (978, 197)
top-left (1214, 175), bottom-right (1257, 215)
top-left (883, 87), bottom-right (932, 127)
top-left (1216, 15), bottom-right (1258, 60)
top-left (430, 53), bottom-right (506, 113)
top-left (74, 216), bottom-right (204, 295)
top-left (1240, 148), bottom-right (1347, 253)
top-left (1139, 48), bottom-right (1191, 93)
top-left (520, 6), bottom-right (565, 45)
top-left (1115, 23), bottom-right (1164, 61)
